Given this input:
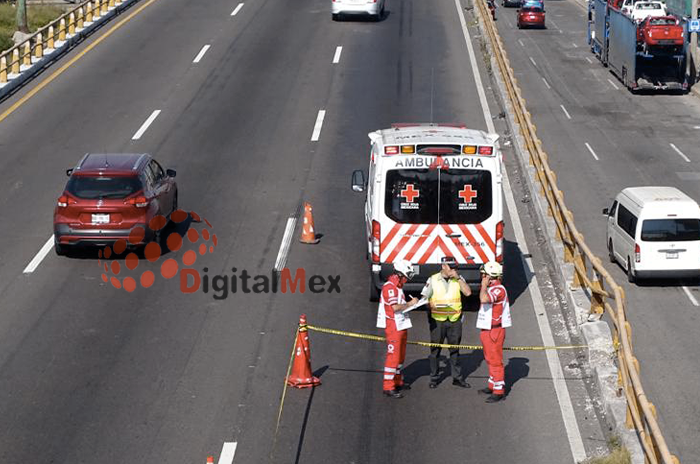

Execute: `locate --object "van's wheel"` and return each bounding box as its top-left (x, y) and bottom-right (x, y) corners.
top-left (332, 13), bottom-right (339, 21)
top-left (369, 274), bottom-right (380, 302)
top-left (608, 240), bottom-right (615, 263)
top-left (627, 258), bottom-right (636, 283)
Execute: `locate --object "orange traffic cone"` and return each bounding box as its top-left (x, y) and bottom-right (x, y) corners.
top-left (299, 202), bottom-right (320, 244)
top-left (206, 457), bottom-right (214, 464)
top-left (286, 314), bottom-right (321, 388)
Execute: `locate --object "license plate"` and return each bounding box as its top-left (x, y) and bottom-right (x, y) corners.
top-left (92, 213), bottom-right (110, 224)
top-left (666, 252), bottom-right (678, 259)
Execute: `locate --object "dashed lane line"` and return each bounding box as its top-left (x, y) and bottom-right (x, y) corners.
top-left (231, 3), bottom-right (244, 15)
top-left (23, 235), bottom-right (54, 274)
top-left (274, 216), bottom-right (297, 271)
top-left (682, 286), bottom-right (699, 307)
top-left (529, 56), bottom-right (537, 67)
top-left (310, 109), bottom-right (326, 141)
top-left (560, 104), bottom-right (572, 120)
top-left (333, 46), bottom-right (343, 64)
top-left (670, 143), bottom-right (691, 163)
top-left (542, 77), bottom-right (551, 89)
top-left (217, 442), bottom-right (238, 464)
top-left (193, 45), bottom-right (211, 63)
top-left (454, 0), bottom-right (587, 460)
top-left (132, 110), bottom-right (161, 140)
top-left (584, 142), bottom-right (600, 161)
top-left (607, 78), bottom-right (619, 90)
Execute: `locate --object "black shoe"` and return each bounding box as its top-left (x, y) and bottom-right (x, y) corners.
top-left (485, 394), bottom-right (505, 403)
top-left (478, 388), bottom-right (493, 395)
top-left (383, 389), bottom-right (403, 399)
top-left (452, 379), bottom-right (471, 388)
top-left (428, 381), bottom-right (438, 389)
top-left (399, 384), bottom-right (411, 391)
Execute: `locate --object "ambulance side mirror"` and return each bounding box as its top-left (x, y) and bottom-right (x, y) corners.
top-left (602, 207), bottom-right (609, 216)
top-left (351, 170), bottom-right (366, 192)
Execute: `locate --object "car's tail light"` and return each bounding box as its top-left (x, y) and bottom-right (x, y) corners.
top-left (635, 243), bottom-right (640, 263)
top-left (126, 196), bottom-right (148, 208)
top-left (57, 195), bottom-right (76, 208)
top-left (496, 221), bottom-right (504, 263)
top-left (384, 145), bottom-right (399, 155)
top-left (371, 220), bottom-right (381, 263)
top-left (478, 146), bottom-right (494, 155)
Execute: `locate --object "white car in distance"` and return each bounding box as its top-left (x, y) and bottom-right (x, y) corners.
top-left (332, 0), bottom-right (385, 21)
top-left (630, 1), bottom-right (667, 22)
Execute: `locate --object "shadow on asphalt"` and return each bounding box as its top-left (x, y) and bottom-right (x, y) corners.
top-left (505, 357), bottom-right (530, 396)
top-left (402, 350), bottom-right (485, 387)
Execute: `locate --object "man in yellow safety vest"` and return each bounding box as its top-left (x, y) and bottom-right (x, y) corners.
top-left (421, 256), bottom-right (472, 389)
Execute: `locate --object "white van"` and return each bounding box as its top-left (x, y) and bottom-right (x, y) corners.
top-left (352, 123), bottom-right (503, 300)
top-left (603, 186), bottom-right (700, 282)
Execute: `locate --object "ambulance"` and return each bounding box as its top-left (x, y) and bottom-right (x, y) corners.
top-left (351, 123), bottom-right (504, 301)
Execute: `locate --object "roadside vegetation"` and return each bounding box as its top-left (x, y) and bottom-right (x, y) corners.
top-left (584, 437), bottom-right (631, 464)
top-left (0, 2), bottom-right (67, 53)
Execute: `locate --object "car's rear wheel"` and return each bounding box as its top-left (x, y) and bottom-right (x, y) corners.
top-left (332, 13), bottom-right (340, 21)
top-left (54, 241), bottom-right (66, 256)
top-left (608, 240), bottom-right (615, 264)
top-left (627, 258), bottom-right (636, 283)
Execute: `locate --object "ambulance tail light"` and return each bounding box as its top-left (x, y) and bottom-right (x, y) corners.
top-left (478, 146), bottom-right (494, 155)
top-left (635, 243), bottom-right (640, 263)
top-left (496, 221), bottom-right (504, 263)
top-left (401, 145), bottom-right (415, 154)
top-left (463, 145), bottom-right (477, 154)
top-left (371, 220), bottom-right (381, 263)
top-left (384, 146), bottom-right (399, 155)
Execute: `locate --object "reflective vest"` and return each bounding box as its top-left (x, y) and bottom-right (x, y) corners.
top-left (429, 273), bottom-right (462, 322)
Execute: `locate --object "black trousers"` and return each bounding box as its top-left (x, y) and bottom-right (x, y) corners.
top-left (428, 316), bottom-right (463, 381)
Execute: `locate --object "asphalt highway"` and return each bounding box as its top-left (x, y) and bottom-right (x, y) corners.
top-left (492, 0), bottom-right (700, 460)
top-left (0, 0), bottom-right (608, 462)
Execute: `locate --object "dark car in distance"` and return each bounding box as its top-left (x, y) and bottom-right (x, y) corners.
top-left (53, 153), bottom-right (178, 255)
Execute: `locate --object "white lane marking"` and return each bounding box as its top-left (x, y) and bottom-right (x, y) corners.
top-left (310, 109), bottom-right (326, 142)
top-left (332, 46), bottom-right (343, 64)
top-left (518, 38), bottom-right (525, 47)
top-left (670, 143), bottom-right (691, 163)
top-left (607, 78), bottom-right (619, 90)
top-left (132, 110), bottom-right (161, 140)
top-left (23, 235), bottom-right (54, 274)
top-left (231, 3), bottom-right (244, 15)
top-left (529, 56), bottom-right (537, 67)
top-left (542, 77), bottom-right (551, 89)
top-left (585, 56), bottom-right (593, 64)
top-left (217, 442), bottom-right (238, 464)
top-left (682, 286), bottom-right (700, 307)
top-left (560, 104), bottom-right (572, 120)
top-left (274, 217), bottom-right (297, 271)
top-left (694, 125), bottom-right (700, 129)
top-left (193, 45), bottom-right (211, 63)
top-left (455, 1), bottom-right (587, 460)
top-left (584, 142), bottom-right (600, 161)
top-left (572, 42), bottom-right (578, 48)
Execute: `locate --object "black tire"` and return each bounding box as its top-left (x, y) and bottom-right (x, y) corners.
top-left (627, 258), bottom-right (636, 284)
top-left (369, 274), bottom-right (380, 302)
top-left (608, 240), bottom-right (615, 264)
top-left (332, 13), bottom-right (340, 21)
top-left (54, 241), bottom-right (66, 256)
top-left (172, 191), bottom-right (178, 216)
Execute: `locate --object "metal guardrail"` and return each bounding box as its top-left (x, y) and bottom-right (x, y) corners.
top-left (0, 0), bottom-right (127, 84)
top-left (473, 0), bottom-right (679, 462)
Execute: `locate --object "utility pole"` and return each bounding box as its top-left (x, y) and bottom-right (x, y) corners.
top-left (693, 0), bottom-right (699, 81)
top-left (16, 0), bottom-right (29, 34)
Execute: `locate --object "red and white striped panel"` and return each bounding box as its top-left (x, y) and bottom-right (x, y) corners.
top-left (381, 223), bottom-right (496, 264)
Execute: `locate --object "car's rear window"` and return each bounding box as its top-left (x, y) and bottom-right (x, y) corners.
top-left (640, 219), bottom-right (700, 242)
top-left (385, 168), bottom-right (493, 224)
top-left (522, 6), bottom-right (543, 12)
top-left (637, 3), bottom-right (662, 9)
top-left (67, 176), bottom-right (143, 199)
top-left (649, 17), bottom-right (675, 25)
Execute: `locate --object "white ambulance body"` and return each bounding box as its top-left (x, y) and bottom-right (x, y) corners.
top-left (352, 123), bottom-right (504, 300)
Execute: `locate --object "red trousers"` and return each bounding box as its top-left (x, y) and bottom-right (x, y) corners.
top-left (481, 327), bottom-right (506, 395)
top-left (383, 319), bottom-right (407, 391)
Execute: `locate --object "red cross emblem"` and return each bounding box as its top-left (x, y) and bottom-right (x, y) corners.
top-left (401, 184), bottom-right (420, 202)
top-left (459, 185), bottom-right (477, 203)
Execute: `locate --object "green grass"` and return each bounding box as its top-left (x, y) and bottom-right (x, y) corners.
top-left (584, 437), bottom-right (631, 464)
top-left (0, 3), bottom-right (67, 54)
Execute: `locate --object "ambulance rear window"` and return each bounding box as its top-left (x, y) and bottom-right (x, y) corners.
top-left (385, 169), bottom-right (493, 224)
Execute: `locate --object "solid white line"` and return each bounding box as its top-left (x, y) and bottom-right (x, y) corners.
top-left (529, 56), bottom-right (537, 67)
top-left (23, 235), bottom-right (54, 274)
top-left (518, 38), bottom-right (525, 47)
top-left (274, 217), bottom-right (297, 271)
top-left (606, 78), bottom-right (619, 90)
top-left (310, 109), bottom-right (326, 142)
top-left (585, 56), bottom-right (593, 64)
top-left (584, 142), bottom-right (600, 161)
top-left (333, 46), bottom-right (343, 64)
top-left (455, 1), bottom-right (586, 459)
top-left (670, 143), bottom-right (691, 163)
top-left (231, 3), bottom-right (244, 15)
top-left (560, 104), bottom-right (572, 120)
top-left (542, 77), bottom-right (551, 89)
top-left (132, 110), bottom-right (161, 140)
top-left (193, 45), bottom-right (211, 63)
top-left (682, 286), bottom-right (700, 307)
top-left (217, 442), bottom-right (238, 464)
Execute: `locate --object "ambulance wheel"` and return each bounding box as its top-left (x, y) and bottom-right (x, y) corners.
top-left (369, 275), bottom-right (380, 302)
top-left (332, 13), bottom-right (340, 21)
top-left (608, 240), bottom-right (615, 264)
top-left (627, 258), bottom-right (636, 284)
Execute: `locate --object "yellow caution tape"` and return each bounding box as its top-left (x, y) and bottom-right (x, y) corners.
top-left (305, 324), bottom-right (587, 351)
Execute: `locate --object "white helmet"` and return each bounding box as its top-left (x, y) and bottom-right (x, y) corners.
top-left (393, 259), bottom-right (416, 280)
top-left (482, 261), bottom-right (503, 278)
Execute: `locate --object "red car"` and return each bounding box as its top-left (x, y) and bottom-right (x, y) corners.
top-left (517, 4), bottom-right (546, 28)
top-left (637, 16), bottom-right (684, 55)
top-left (53, 153), bottom-right (178, 255)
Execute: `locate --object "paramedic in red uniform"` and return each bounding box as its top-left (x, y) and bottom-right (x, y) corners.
top-left (477, 262), bottom-right (511, 403)
top-left (377, 260), bottom-right (419, 399)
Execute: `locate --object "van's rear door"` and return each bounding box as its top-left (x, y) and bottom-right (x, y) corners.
top-left (639, 218), bottom-right (700, 270)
